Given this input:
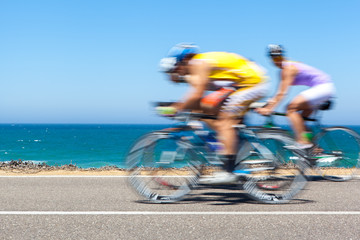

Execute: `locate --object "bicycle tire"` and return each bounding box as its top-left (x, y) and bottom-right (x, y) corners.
top-left (312, 127), bottom-right (360, 181)
top-left (241, 129), bottom-right (308, 204)
top-left (126, 132), bottom-right (205, 203)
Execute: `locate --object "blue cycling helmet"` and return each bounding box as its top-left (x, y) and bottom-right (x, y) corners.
top-left (168, 43), bottom-right (199, 62)
top-left (159, 43), bottom-right (199, 73)
top-left (267, 44), bottom-right (285, 57)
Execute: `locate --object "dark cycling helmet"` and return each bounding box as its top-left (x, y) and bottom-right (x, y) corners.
top-left (159, 43), bottom-right (199, 73)
top-left (267, 44), bottom-right (285, 57)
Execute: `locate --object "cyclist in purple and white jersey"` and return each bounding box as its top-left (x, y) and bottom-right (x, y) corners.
top-left (256, 45), bottom-right (336, 149)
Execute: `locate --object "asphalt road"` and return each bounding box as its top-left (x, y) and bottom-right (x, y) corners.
top-left (0, 176), bottom-right (359, 240)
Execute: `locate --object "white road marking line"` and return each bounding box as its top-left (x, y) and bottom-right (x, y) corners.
top-left (0, 175), bottom-right (358, 178)
top-left (0, 175), bottom-right (129, 178)
top-left (0, 211), bottom-right (360, 215)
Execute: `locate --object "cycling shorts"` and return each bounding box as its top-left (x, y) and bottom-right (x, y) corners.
top-left (201, 87), bottom-right (235, 108)
top-left (201, 83), bottom-right (268, 117)
top-left (299, 83), bottom-right (336, 108)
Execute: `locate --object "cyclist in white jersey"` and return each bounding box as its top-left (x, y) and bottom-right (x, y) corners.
top-left (257, 45), bottom-right (336, 149)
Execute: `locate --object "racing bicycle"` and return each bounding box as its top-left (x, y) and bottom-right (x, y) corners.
top-left (126, 105), bottom-right (308, 204)
top-left (256, 100), bottom-right (360, 181)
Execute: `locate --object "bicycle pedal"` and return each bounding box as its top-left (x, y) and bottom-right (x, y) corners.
top-left (233, 169), bottom-right (251, 175)
top-left (241, 167), bottom-right (274, 172)
top-left (241, 159), bottom-right (273, 164)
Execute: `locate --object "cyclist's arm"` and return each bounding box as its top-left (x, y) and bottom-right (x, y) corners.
top-left (176, 60), bottom-right (210, 111)
top-left (264, 65), bottom-right (298, 111)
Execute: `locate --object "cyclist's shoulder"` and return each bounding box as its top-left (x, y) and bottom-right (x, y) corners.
top-left (283, 60), bottom-right (301, 66)
top-left (282, 60), bottom-right (301, 73)
top-left (194, 51), bottom-right (245, 60)
top-left (192, 52), bottom-right (249, 67)
top-left (283, 60), bottom-right (320, 71)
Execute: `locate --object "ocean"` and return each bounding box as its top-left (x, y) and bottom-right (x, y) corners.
top-left (0, 124), bottom-right (170, 169)
top-left (0, 124), bottom-right (359, 169)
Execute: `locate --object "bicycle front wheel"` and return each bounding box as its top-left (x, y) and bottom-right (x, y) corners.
top-left (126, 132), bottom-right (205, 203)
top-left (312, 127), bottom-right (360, 181)
top-left (239, 129), bottom-right (308, 204)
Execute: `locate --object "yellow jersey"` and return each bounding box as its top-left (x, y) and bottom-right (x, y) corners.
top-left (192, 52), bottom-right (266, 86)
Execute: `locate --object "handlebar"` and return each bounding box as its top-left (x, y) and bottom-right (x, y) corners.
top-left (171, 112), bottom-right (218, 121)
top-left (248, 102), bottom-right (317, 121)
top-left (271, 112), bottom-right (316, 122)
top-left (153, 101), bottom-right (175, 107)
top-left (154, 101), bottom-right (218, 121)
top-left (154, 101), bottom-right (318, 123)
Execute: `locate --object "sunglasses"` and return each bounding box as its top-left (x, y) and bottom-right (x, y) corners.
top-left (271, 56), bottom-right (283, 61)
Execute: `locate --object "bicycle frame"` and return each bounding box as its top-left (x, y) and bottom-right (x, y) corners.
top-left (127, 110), bottom-right (308, 203)
top-left (255, 107), bottom-right (360, 181)
top-left (156, 117), bottom-right (266, 168)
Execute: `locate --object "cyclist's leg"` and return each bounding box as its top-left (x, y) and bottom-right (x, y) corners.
top-left (200, 87), bottom-right (239, 168)
top-left (199, 89), bottom-right (258, 184)
top-left (287, 95), bottom-right (313, 144)
top-left (215, 113), bottom-right (241, 172)
top-left (200, 87), bottom-right (235, 115)
top-left (198, 87), bottom-right (235, 133)
top-left (301, 109), bottom-right (313, 118)
top-left (288, 83), bottom-right (335, 146)
top-left (199, 83), bottom-right (267, 184)
top-left (218, 84), bottom-right (268, 169)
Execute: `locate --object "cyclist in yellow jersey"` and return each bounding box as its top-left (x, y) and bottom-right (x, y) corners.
top-left (158, 43), bottom-right (269, 184)
top-left (192, 52), bottom-right (264, 86)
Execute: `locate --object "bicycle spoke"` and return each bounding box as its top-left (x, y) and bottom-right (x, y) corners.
top-left (127, 132), bottom-right (203, 203)
top-left (239, 132), bottom-right (307, 204)
top-left (313, 127), bottom-right (360, 181)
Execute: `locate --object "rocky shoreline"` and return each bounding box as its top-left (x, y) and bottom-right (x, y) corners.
top-left (0, 160), bottom-right (126, 174)
top-left (1, 160), bottom-right (356, 177)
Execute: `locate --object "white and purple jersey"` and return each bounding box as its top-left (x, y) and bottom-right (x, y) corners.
top-left (283, 61), bottom-right (331, 87)
top-left (282, 61), bottom-right (335, 107)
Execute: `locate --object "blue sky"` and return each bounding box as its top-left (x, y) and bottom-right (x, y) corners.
top-left (1, 0), bottom-right (359, 124)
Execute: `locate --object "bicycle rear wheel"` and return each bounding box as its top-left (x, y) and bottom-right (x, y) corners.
top-left (126, 132), bottom-right (204, 203)
top-left (239, 130), bottom-right (308, 204)
top-left (312, 127), bottom-right (360, 181)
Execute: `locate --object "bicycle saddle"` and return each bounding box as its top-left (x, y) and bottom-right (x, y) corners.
top-left (318, 100), bottom-right (333, 111)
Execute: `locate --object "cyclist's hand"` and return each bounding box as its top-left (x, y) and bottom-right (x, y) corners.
top-left (256, 107), bottom-right (273, 116)
top-left (155, 106), bottom-right (177, 117)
